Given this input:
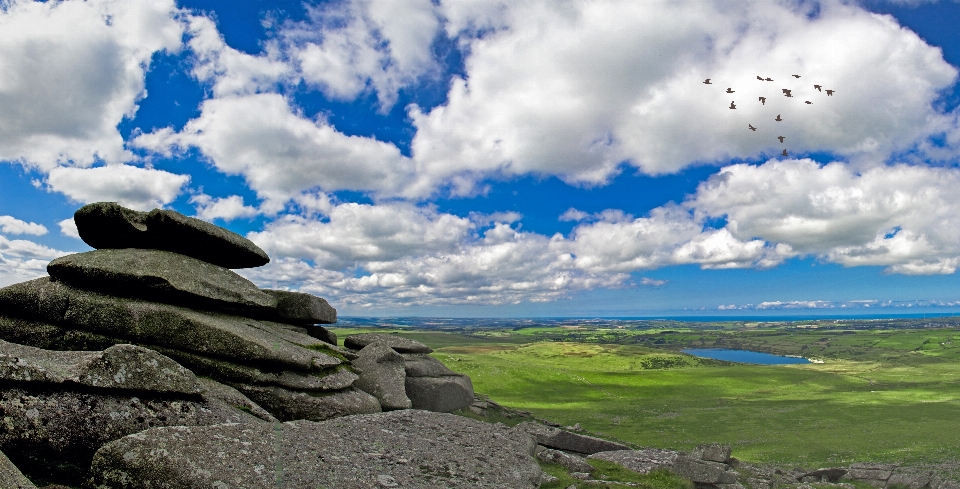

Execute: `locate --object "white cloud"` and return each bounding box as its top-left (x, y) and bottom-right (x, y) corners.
top-left (186, 15), bottom-right (292, 97)
top-left (0, 0), bottom-right (183, 170)
top-left (640, 277), bottom-right (668, 287)
top-left (0, 216), bottom-right (46, 236)
top-left (687, 159), bottom-right (960, 274)
top-left (285, 0), bottom-right (441, 109)
top-left (45, 164), bottom-right (190, 211)
top-left (134, 93), bottom-right (414, 203)
top-left (0, 233), bottom-right (72, 287)
top-left (58, 218), bottom-right (80, 239)
top-left (404, 0), bottom-right (959, 196)
top-left (191, 194), bottom-right (259, 221)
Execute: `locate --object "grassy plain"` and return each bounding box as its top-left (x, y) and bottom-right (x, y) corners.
top-left (329, 324), bottom-right (960, 468)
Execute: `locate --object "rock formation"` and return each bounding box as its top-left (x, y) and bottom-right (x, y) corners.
top-left (0, 202), bottom-right (479, 487)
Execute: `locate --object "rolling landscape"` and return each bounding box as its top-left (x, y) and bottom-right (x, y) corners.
top-left (332, 317), bottom-right (960, 471)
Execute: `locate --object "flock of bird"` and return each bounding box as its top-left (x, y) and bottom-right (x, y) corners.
top-left (704, 74), bottom-right (834, 157)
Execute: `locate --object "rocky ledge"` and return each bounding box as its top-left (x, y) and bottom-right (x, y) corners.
top-left (0, 203), bottom-right (476, 487)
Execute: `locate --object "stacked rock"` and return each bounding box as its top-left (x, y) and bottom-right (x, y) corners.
top-left (0, 202), bottom-right (479, 485)
top-left (0, 202), bottom-right (381, 424)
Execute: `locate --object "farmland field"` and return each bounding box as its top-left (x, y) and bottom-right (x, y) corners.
top-left (331, 323), bottom-right (960, 468)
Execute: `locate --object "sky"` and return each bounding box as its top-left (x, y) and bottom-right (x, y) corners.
top-left (2, 0), bottom-right (960, 318)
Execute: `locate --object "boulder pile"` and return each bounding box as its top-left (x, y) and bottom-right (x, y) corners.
top-left (0, 202), bottom-right (478, 487)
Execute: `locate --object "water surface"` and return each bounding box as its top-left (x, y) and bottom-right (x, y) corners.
top-left (682, 348), bottom-right (811, 365)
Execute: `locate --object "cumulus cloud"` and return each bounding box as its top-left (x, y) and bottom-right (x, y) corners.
top-left (0, 0), bottom-right (183, 170)
top-left (688, 159), bottom-right (960, 274)
top-left (405, 0), bottom-right (958, 196)
top-left (0, 216), bottom-right (46, 236)
top-left (58, 218), bottom-right (80, 239)
top-left (0, 233), bottom-right (71, 287)
top-left (134, 93), bottom-right (414, 204)
top-left (284, 0), bottom-right (441, 109)
top-left (45, 164), bottom-right (190, 211)
top-left (190, 194), bottom-right (259, 221)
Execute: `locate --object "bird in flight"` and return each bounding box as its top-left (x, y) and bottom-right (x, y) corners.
top-left (726, 88), bottom-right (735, 93)
top-left (782, 149), bottom-right (789, 156)
top-left (759, 96), bottom-right (766, 105)
top-left (757, 76), bottom-right (764, 81)
top-left (765, 77), bottom-right (773, 81)
top-left (778, 136), bottom-right (785, 143)
top-left (805, 101), bottom-right (812, 104)
top-left (703, 79), bottom-right (712, 84)
top-left (782, 89), bottom-right (793, 97)
top-left (775, 114), bottom-right (782, 121)
top-left (792, 75), bottom-right (801, 78)
top-left (749, 124), bottom-right (757, 131)
top-left (729, 101), bottom-right (737, 109)
top-left (826, 90), bottom-right (835, 96)
top-left (814, 84), bottom-right (822, 92)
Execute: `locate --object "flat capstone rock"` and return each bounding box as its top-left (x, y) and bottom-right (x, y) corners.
top-left (0, 339), bottom-right (202, 395)
top-left (262, 289), bottom-right (336, 324)
top-left (90, 410), bottom-right (543, 489)
top-left (234, 384), bottom-right (381, 422)
top-left (48, 249), bottom-right (277, 313)
top-left (74, 202), bottom-right (269, 269)
top-left (344, 333), bottom-right (433, 353)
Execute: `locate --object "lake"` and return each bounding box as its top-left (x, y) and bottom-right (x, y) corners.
top-left (681, 348), bottom-right (811, 365)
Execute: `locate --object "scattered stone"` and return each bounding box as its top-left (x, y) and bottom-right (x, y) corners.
top-left (515, 421), bottom-right (631, 455)
top-left (541, 473), bottom-right (559, 484)
top-left (73, 202), bottom-right (269, 269)
top-left (345, 333), bottom-right (433, 353)
top-left (262, 289), bottom-right (336, 324)
top-left (801, 468), bottom-right (849, 483)
top-left (0, 278), bottom-right (339, 373)
top-left (89, 410), bottom-right (543, 488)
top-left (0, 449), bottom-right (36, 489)
top-left (588, 449), bottom-right (680, 474)
top-left (571, 472), bottom-right (592, 480)
top-left (405, 374), bottom-right (474, 412)
top-left (536, 446), bottom-right (595, 472)
top-left (235, 384), bottom-right (381, 421)
top-left (845, 463), bottom-right (896, 482)
top-left (692, 443), bottom-right (733, 463)
top-left (402, 353), bottom-right (461, 377)
top-left (48, 249), bottom-right (277, 313)
top-left (671, 456), bottom-right (739, 484)
top-left (353, 342), bottom-right (412, 410)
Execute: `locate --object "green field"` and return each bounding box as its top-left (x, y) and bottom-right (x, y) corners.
top-left (331, 325), bottom-right (960, 468)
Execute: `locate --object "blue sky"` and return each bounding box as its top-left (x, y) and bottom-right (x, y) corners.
top-left (2, 0), bottom-right (960, 317)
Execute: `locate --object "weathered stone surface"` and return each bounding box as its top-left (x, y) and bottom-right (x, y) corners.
top-left (304, 325), bottom-right (337, 345)
top-left (0, 387), bottom-right (265, 486)
top-left (0, 316), bottom-right (354, 398)
top-left (692, 443), bottom-right (732, 463)
top-left (0, 278), bottom-right (338, 372)
top-left (197, 377), bottom-right (278, 422)
top-left (344, 333), bottom-right (433, 353)
top-left (801, 468), bottom-right (849, 483)
top-left (536, 446), bottom-right (594, 472)
top-left (235, 384), bottom-right (381, 421)
top-left (74, 202), bottom-right (269, 269)
top-left (402, 352), bottom-right (460, 377)
top-left (672, 456), bottom-right (739, 484)
top-left (48, 249), bottom-right (277, 313)
top-left (90, 410), bottom-right (543, 489)
top-left (846, 463), bottom-right (896, 481)
top-left (0, 449), bottom-right (36, 489)
top-left (262, 289), bottom-right (336, 324)
top-left (588, 449), bottom-right (680, 474)
top-left (0, 339), bottom-right (202, 395)
top-left (405, 375), bottom-right (474, 412)
top-left (514, 421), bottom-right (630, 455)
top-left (888, 471), bottom-right (937, 489)
top-left (353, 342), bottom-right (411, 410)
